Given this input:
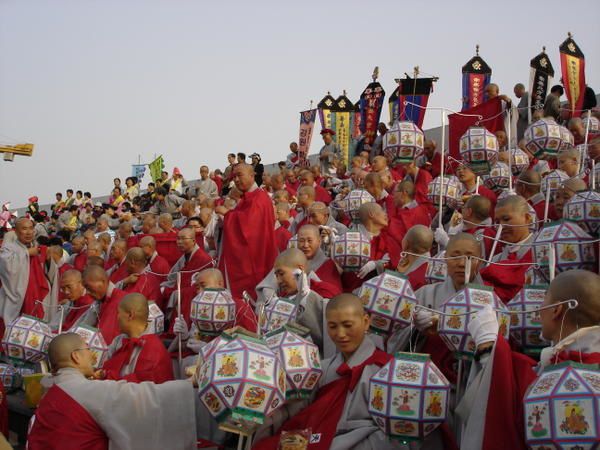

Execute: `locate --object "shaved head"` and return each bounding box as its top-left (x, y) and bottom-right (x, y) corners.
top-left (49, 333), bottom-right (87, 372)
top-left (403, 225), bottom-right (433, 254)
top-left (464, 195), bottom-right (491, 221)
top-left (125, 247), bottom-right (147, 265)
top-left (82, 265), bottom-right (108, 282)
top-left (47, 245), bottom-right (64, 262)
top-left (119, 293), bottom-right (149, 323)
top-left (298, 224), bottom-right (320, 240)
top-left (275, 248), bottom-right (307, 269)
top-left (139, 235), bottom-right (156, 250)
top-left (561, 177), bottom-right (587, 193)
top-left (61, 269), bottom-right (82, 283)
top-left (548, 270), bottom-right (600, 328)
top-left (496, 194), bottom-right (530, 215)
top-left (308, 201), bottom-right (328, 215)
top-left (446, 232), bottom-right (482, 257)
top-left (358, 202), bottom-right (384, 221)
top-left (192, 268), bottom-right (224, 288)
top-left (326, 293), bottom-right (365, 317)
top-left (178, 227), bottom-right (195, 239)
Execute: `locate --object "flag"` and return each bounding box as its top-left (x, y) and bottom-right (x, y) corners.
top-left (528, 48), bottom-right (555, 121)
top-left (298, 109), bottom-right (317, 167)
top-left (352, 100), bottom-right (362, 139)
top-left (397, 77), bottom-right (434, 129)
top-left (131, 164), bottom-right (146, 181)
top-left (332, 93), bottom-right (355, 167)
top-left (559, 33), bottom-right (586, 117)
top-left (359, 67), bottom-right (386, 146)
top-left (448, 97), bottom-right (504, 161)
top-left (462, 46), bottom-right (492, 110)
top-left (317, 93), bottom-right (336, 130)
top-left (388, 87), bottom-right (400, 124)
top-left (148, 155), bottom-right (164, 182)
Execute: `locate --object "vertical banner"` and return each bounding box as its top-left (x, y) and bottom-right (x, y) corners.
top-left (388, 86), bottom-right (400, 124)
top-left (559, 33), bottom-right (586, 117)
top-left (352, 101), bottom-right (362, 138)
top-left (398, 77), bottom-right (434, 129)
top-left (462, 46), bottom-right (492, 110)
top-left (131, 164), bottom-right (146, 180)
top-left (528, 48), bottom-right (555, 121)
top-left (317, 93), bottom-right (336, 130)
top-left (359, 67), bottom-right (386, 146)
top-left (332, 93), bottom-right (354, 168)
top-left (298, 109), bottom-right (317, 167)
top-left (148, 155), bottom-right (164, 182)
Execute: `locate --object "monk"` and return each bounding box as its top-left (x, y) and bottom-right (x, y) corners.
top-left (299, 169), bottom-right (332, 205)
top-left (27, 332), bottom-right (196, 449)
top-left (106, 239), bottom-right (129, 284)
top-left (307, 201), bottom-right (348, 238)
top-left (82, 266), bottom-right (127, 345)
top-left (289, 185), bottom-right (316, 234)
top-left (364, 172), bottom-right (395, 214)
top-left (59, 270), bottom-right (95, 331)
top-left (459, 270), bottom-right (600, 449)
top-left (557, 147), bottom-right (580, 178)
top-left (0, 218), bottom-right (56, 330)
top-left (395, 225), bottom-right (434, 291)
top-left (399, 158), bottom-right (434, 209)
top-left (95, 294), bottom-right (173, 383)
top-left (297, 224), bottom-right (342, 295)
top-left (139, 235), bottom-right (171, 282)
top-left (516, 170), bottom-right (549, 222)
top-left (553, 177), bottom-right (586, 217)
top-left (115, 247), bottom-right (161, 306)
top-left (69, 235), bottom-right (87, 271)
top-left (251, 294), bottom-right (396, 450)
top-left (455, 162), bottom-right (497, 213)
top-left (274, 202), bottom-right (292, 252)
top-left (391, 180), bottom-right (432, 229)
top-left (47, 244), bottom-right (73, 276)
top-left (218, 163), bottom-right (278, 299)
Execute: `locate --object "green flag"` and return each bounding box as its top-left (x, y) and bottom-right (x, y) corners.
top-left (148, 155), bottom-right (164, 182)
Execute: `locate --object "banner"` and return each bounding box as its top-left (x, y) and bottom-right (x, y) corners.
top-left (397, 78), bottom-right (434, 129)
top-left (388, 87), bottom-right (400, 124)
top-left (462, 46), bottom-right (492, 110)
top-left (559, 33), bottom-right (586, 117)
top-left (148, 155), bottom-right (164, 182)
top-left (317, 93), bottom-right (336, 130)
top-left (331, 93), bottom-right (354, 168)
top-left (298, 109), bottom-right (317, 167)
top-left (352, 101), bottom-right (362, 139)
top-left (528, 48), bottom-right (555, 120)
top-left (131, 164), bottom-right (146, 181)
top-left (359, 68), bottom-right (386, 146)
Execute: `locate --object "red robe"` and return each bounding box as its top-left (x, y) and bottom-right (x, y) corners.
top-left (0, 382), bottom-right (7, 438)
top-left (480, 249), bottom-right (533, 303)
top-left (62, 294), bottom-right (95, 331)
top-left (28, 384), bottom-right (109, 450)
top-left (108, 262), bottom-right (128, 285)
top-left (412, 168), bottom-right (433, 208)
top-left (22, 246), bottom-right (50, 319)
top-left (464, 225), bottom-right (496, 259)
top-left (162, 247), bottom-right (214, 303)
top-left (102, 334), bottom-right (174, 384)
top-left (149, 252), bottom-right (171, 283)
top-left (73, 252), bottom-right (87, 272)
top-left (219, 188), bottom-right (278, 299)
top-left (314, 185), bottom-right (332, 205)
top-left (405, 262), bottom-right (428, 291)
top-left (285, 180), bottom-right (300, 196)
top-left (314, 259), bottom-right (343, 294)
top-left (97, 287), bottom-right (128, 345)
top-left (274, 226), bottom-right (292, 253)
top-left (121, 273), bottom-right (162, 307)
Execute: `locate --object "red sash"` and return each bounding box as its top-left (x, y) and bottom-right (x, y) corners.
top-left (22, 247), bottom-right (49, 318)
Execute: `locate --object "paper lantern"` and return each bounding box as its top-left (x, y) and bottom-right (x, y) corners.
top-left (0, 363), bottom-right (22, 393)
top-left (425, 251), bottom-right (447, 285)
top-left (383, 121), bottom-right (425, 164)
top-left (524, 118), bottom-right (567, 159)
top-left (459, 126), bottom-right (499, 175)
top-left (197, 335), bottom-right (286, 432)
top-left (369, 352), bottom-right (451, 442)
top-left (540, 169), bottom-right (569, 197)
top-left (333, 231), bottom-right (371, 272)
top-left (524, 266), bottom-right (546, 285)
top-left (340, 189), bottom-right (375, 222)
top-left (69, 324), bottom-right (109, 368)
top-left (146, 301), bottom-right (164, 334)
top-left (559, 125), bottom-right (574, 151)
top-left (196, 334), bottom-right (234, 371)
top-left (265, 327), bottom-right (322, 399)
top-left (532, 220), bottom-right (598, 282)
top-left (261, 296), bottom-right (299, 335)
top-left (483, 162), bottom-right (511, 194)
top-left (190, 288), bottom-right (236, 336)
top-left (583, 115), bottom-right (600, 134)
top-left (508, 285), bottom-right (550, 355)
top-left (356, 271), bottom-right (418, 336)
top-left (1, 315), bottom-right (53, 363)
top-left (438, 284), bottom-right (510, 359)
top-left (524, 361), bottom-right (600, 449)
top-left (507, 148), bottom-right (530, 176)
top-left (563, 190), bottom-right (600, 236)
top-left (427, 176), bottom-right (462, 210)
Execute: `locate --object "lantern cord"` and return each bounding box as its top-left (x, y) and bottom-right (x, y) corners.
top-left (144, 259), bottom-right (216, 278)
top-left (413, 298), bottom-right (578, 318)
top-left (477, 233), bottom-right (600, 246)
top-left (399, 251), bottom-right (540, 267)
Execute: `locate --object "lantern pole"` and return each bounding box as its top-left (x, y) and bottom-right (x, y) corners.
top-left (582, 110), bottom-right (592, 176)
top-left (58, 305), bottom-right (65, 334)
top-left (177, 271), bottom-right (183, 374)
top-left (439, 110), bottom-right (446, 229)
top-left (548, 245), bottom-right (556, 282)
top-left (592, 160), bottom-right (596, 191)
top-left (488, 224), bottom-right (503, 261)
top-left (543, 184), bottom-right (551, 222)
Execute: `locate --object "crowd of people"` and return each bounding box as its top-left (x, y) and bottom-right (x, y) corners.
top-left (0, 79), bottom-right (599, 450)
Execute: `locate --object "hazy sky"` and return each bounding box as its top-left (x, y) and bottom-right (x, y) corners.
top-left (1, 0), bottom-right (599, 208)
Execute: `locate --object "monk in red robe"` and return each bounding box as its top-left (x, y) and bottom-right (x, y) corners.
top-left (299, 169), bottom-right (332, 205)
top-left (116, 247), bottom-right (162, 308)
top-left (289, 185), bottom-right (315, 235)
top-left (69, 236), bottom-right (88, 272)
top-left (456, 162), bottom-right (497, 215)
top-left (400, 158), bottom-right (435, 211)
top-left (391, 180), bottom-right (433, 229)
top-left (59, 270), bottom-right (95, 331)
top-left (395, 225), bottom-right (434, 291)
top-left (516, 170), bottom-right (549, 222)
top-left (296, 224), bottom-right (342, 295)
top-left (139, 235), bottom-right (171, 283)
top-left (96, 293), bottom-right (173, 383)
top-left (82, 266), bottom-right (127, 345)
top-left (106, 239), bottom-right (129, 284)
top-left (218, 164), bottom-right (278, 299)
top-left (364, 172), bottom-right (395, 214)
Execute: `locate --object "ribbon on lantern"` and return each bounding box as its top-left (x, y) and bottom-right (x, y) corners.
top-left (359, 67), bottom-right (386, 146)
top-left (559, 33), bottom-right (586, 117)
top-left (298, 109), bottom-right (317, 167)
top-left (461, 45), bottom-right (492, 111)
top-left (332, 92), bottom-right (355, 168)
top-left (148, 155), bottom-right (164, 182)
top-left (528, 47), bottom-right (555, 123)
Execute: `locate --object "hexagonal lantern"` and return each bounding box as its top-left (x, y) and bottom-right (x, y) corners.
top-left (333, 231), bottom-right (371, 272)
top-left (0, 363), bottom-right (22, 393)
top-left (438, 284), bottom-right (510, 360)
top-left (559, 125), bottom-right (574, 151)
top-left (425, 251), bottom-right (447, 285)
top-left (540, 169), bottom-right (569, 197)
top-left (68, 324), bottom-right (109, 368)
top-left (427, 176), bottom-right (462, 210)
top-left (524, 118), bottom-right (567, 159)
top-left (368, 352), bottom-right (451, 442)
top-left (339, 189), bottom-right (375, 223)
top-left (196, 333), bottom-right (235, 372)
top-left (507, 148), bottom-right (530, 176)
top-left (532, 220), bottom-right (598, 282)
top-left (563, 190), bottom-right (600, 236)
top-left (190, 288), bottom-right (236, 336)
top-left (483, 162), bottom-right (511, 194)
top-left (523, 361), bottom-right (600, 449)
top-left (508, 285), bottom-right (550, 355)
top-left (356, 271), bottom-right (418, 336)
top-left (459, 126), bottom-right (499, 175)
top-left (583, 115), bottom-right (600, 134)
top-left (147, 301), bottom-right (164, 334)
top-left (197, 334), bottom-right (286, 433)
top-left (265, 327), bottom-right (322, 400)
top-left (383, 121), bottom-right (425, 164)
top-left (1, 315), bottom-right (54, 363)
top-left (261, 296), bottom-right (299, 335)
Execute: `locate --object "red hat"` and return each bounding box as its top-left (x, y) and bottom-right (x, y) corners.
top-left (320, 128), bottom-right (336, 136)
top-left (28, 196), bottom-right (38, 203)
top-left (173, 167), bottom-right (182, 176)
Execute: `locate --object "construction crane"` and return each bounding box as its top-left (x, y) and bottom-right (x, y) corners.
top-left (0, 143), bottom-right (34, 161)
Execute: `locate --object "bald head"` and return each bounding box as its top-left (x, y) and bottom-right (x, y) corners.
top-left (86, 255), bottom-right (105, 268)
top-left (326, 293), bottom-right (366, 317)
top-left (275, 248), bottom-right (308, 270)
top-left (47, 245), bottom-right (64, 263)
top-left (562, 177), bottom-right (587, 194)
top-left (125, 247), bottom-right (147, 271)
top-left (178, 227), bottom-right (195, 240)
top-left (298, 186), bottom-right (316, 200)
top-left (86, 241), bottom-right (103, 257)
top-left (547, 270), bottom-right (600, 330)
top-left (464, 195), bottom-right (491, 221)
top-left (62, 269), bottom-right (82, 283)
top-left (517, 170), bottom-right (542, 196)
top-left (446, 232), bottom-right (482, 257)
top-left (139, 235), bottom-right (156, 250)
top-left (496, 194), bottom-right (530, 215)
top-left (192, 268), bottom-right (225, 289)
top-left (119, 293), bottom-right (149, 324)
top-left (358, 202), bottom-right (384, 223)
top-left (49, 333), bottom-right (87, 373)
top-left (298, 224), bottom-right (320, 240)
top-left (403, 225), bottom-right (433, 254)
top-left (83, 264), bottom-right (108, 282)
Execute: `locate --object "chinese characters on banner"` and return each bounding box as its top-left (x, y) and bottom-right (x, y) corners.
top-left (528, 50), bottom-right (555, 121)
top-left (298, 109), bottom-right (317, 167)
top-left (461, 47), bottom-right (492, 111)
top-left (560, 34), bottom-right (586, 117)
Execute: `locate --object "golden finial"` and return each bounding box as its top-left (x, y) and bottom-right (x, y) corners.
top-left (372, 66), bottom-right (379, 82)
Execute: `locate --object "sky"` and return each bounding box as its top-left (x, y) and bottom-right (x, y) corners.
top-left (1, 0), bottom-right (599, 208)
